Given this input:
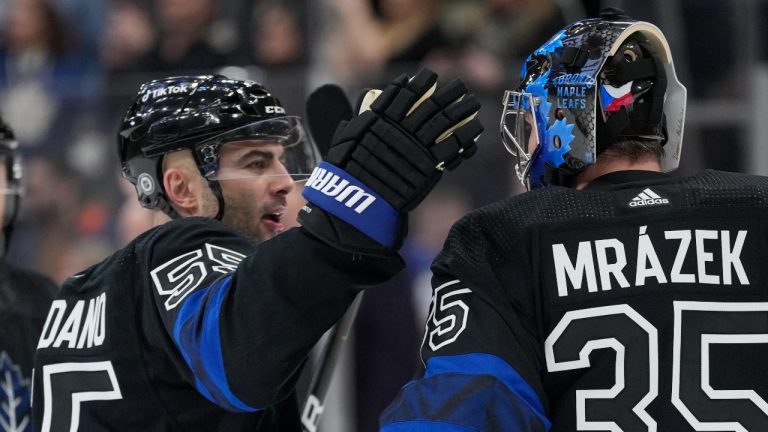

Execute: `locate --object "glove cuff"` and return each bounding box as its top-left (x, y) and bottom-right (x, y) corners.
top-left (298, 203), bottom-right (407, 256)
top-left (302, 162), bottom-right (401, 247)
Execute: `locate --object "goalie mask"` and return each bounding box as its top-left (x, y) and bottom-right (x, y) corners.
top-left (118, 75), bottom-right (320, 219)
top-left (501, 16), bottom-right (686, 189)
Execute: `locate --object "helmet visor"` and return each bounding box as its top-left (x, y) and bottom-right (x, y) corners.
top-left (202, 116), bottom-right (320, 182)
top-left (500, 91), bottom-right (539, 181)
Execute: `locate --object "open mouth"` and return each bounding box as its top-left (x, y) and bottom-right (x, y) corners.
top-left (263, 211), bottom-right (284, 223)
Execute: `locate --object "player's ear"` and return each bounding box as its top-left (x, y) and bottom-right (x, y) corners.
top-left (162, 152), bottom-right (204, 217)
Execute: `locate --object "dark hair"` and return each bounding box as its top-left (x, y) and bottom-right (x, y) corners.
top-left (599, 139), bottom-right (665, 164)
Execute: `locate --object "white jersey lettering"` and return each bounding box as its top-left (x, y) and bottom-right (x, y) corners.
top-left (553, 227), bottom-right (749, 297)
top-left (37, 293), bottom-right (107, 350)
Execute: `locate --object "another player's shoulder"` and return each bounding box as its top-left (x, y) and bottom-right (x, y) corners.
top-left (3, 263), bottom-right (58, 294)
top-left (680, 169), bottom-right (768, 206)
top-left (454, 169), bottom-right (768, 234)
top-left (449, 186), bottom-right (574, 242)
top-left (439, 187), bottom-right (573, 271)
top-left (0, 263), bottom-right (58, 316)
top-left (687, 168), bottom-right (768, 186)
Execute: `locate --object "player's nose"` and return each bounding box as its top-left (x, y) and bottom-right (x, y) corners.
top-left (268, 162), bottom-right (294, 195)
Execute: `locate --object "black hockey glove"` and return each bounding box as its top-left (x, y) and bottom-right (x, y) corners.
top-left (300, 68), bottom-right (483, 253)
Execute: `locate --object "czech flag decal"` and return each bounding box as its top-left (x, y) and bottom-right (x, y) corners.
top-left (600, 81), bottom-right (634, 112)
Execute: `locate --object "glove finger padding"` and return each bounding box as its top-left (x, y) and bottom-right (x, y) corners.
top-left (324, 115), bottom-right (373, 165)
top-left (415, 94), bottom-right (481, 146)
top-left (431, 118), bottom-right (483, 171)
top-left (330, 68), bottom-right (483, 210)
top-left (360, 124), bottom-right (433, 184)
top-left (303, 68), bottom-right (483, 250)
top-left (344, 118), bottom-right (441, 211)
top-left (400, 79), bottom-right (469, 135)
top-left (372, 70), bottom-right (438, 121)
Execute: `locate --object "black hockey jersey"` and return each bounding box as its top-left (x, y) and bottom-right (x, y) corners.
top-left (0, 263), bottom-right (58, 432)
top-left (382, 170), bottom-right (768, 431)
top-left (33, 217), bottom-right (402, 431)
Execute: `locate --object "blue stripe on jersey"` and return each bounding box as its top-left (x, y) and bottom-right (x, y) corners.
top-left (423, 353), bottom-right (547, 418)
top-left (380, 353), bottom-right (550, 431)
top-left (173, 275), bottom-right (260, 412)
top-left (381, 420), bottom-right (476, 432)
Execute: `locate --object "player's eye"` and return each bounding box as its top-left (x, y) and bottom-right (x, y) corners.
top-left (245, 158), bottom-right (269, 171)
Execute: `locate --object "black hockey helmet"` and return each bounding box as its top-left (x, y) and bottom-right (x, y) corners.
top-left (118, 75), bottom-right (320, 219)
top-left (0, 116), bottom-right (21, 257)
top-left (501, 9), bottom-right (686, 189)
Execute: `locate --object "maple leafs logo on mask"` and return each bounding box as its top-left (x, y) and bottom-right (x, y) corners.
top-left (544, 118), bottom-right (576, 167)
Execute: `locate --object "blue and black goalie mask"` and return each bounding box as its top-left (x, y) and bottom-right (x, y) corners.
top-left (501, 18), bottom-right (687, 189)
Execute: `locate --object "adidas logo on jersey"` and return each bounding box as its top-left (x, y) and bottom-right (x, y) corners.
top-left (629, 188), bottom-right (669, 207)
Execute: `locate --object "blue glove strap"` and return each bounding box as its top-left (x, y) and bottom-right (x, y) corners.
top-left (302, 162), bottom-right (400, 247)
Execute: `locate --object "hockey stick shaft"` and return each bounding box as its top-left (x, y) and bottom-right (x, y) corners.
top-left (301, 83), bottom-right (356, 432)
top-left (301, 293), bottom-right (364, 432)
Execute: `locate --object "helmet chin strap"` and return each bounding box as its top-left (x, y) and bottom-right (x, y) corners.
top-left (208, 179), bottom-right (226, 221)
top-left (192, 143), bottom-right (226, 221)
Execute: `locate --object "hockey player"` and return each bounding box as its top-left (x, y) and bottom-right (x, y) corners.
top-left (381, 10), bottom-right (768, 432)
top-left (0, 117), bottom-right (58, 432)
top-left (31, 71), bottom-right (482, 431)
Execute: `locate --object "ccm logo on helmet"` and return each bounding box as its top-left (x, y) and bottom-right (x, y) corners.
top-left (265, 106), bottom-right (285, 114)
top-left (141, 84), bottom-right (189, 102)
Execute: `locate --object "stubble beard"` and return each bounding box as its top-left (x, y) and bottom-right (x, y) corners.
top-left (221, 197), bottom-right (286, 244)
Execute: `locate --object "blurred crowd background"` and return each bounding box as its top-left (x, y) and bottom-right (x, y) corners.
top-left (1, 0), bottom-right (767, 430)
